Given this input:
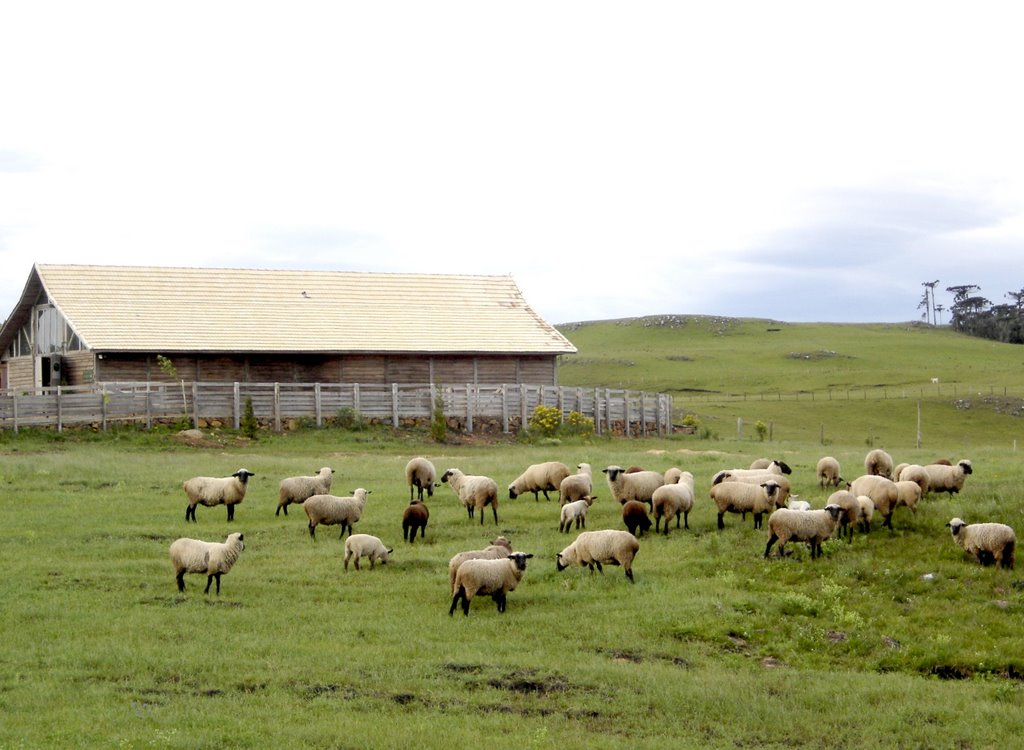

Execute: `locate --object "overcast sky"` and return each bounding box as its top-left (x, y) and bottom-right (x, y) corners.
top-left (2, 2), bottom-right (1022, 327)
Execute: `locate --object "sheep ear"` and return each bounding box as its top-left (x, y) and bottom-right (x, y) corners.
top-left (525, 553), bottom-right (534, 559)
top-left (387, 548), bottom-right (394, 554)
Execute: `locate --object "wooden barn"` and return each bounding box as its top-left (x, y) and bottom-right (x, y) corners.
top-left (0, 264), bottom-right (577, 392)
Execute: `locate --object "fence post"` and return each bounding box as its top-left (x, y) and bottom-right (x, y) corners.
top-left (655, 393), bottom-right (663, 436)
top-left (640, 392), bottom-right (648, 437)
top-left (273, 383), bottom-right (282, 433)
top-left (191, 382), bottom-right (199, 428)
top-left (624, 392), bottom-right (631, 438)
top-left (101, 389), bottom-right (107, 432)
top-left (233, 383), bottom-right (241, 430)
top-left (594, 388), bottom-right (602, 436)
top-left (466, 384), bottom-right (474, 433)
top-left (12, 392), bottom-right (18, 434)
top-left (502, 385), bottom-right (509, 433)
top-left (353, 383), bottom-right (361, 419)
top-left (145, 385), bottom-right (152, 430)
top-left (520, 384), bottom-right (528, 430)
top-left (315, 383), bottom-right (322, 428)
top-left (56, 386), bottom-right (63, 433)
top-left (558, 386), bottom-right (565, 425)
top-left (392, 383), bottom-right (400, 428)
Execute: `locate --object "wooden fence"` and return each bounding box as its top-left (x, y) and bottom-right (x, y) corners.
top-left (0, 382), bottom-right (675, 437)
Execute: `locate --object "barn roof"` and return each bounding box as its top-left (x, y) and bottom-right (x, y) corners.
top-left (1, 264), bottom-right (577, 355)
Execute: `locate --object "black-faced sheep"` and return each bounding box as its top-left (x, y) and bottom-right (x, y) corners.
top-left (169, 532), bottom-right (245, 594)
top-left (182, 469), bottom-right (255, 523)
top-left (441, 468), bottom-right (499, 526)
top-left (749, 458), bottom-right (793, 474)
top-left (405, 457), bottom-right (439, 501)
top-left (343, 534), bottom-right (393, 571)
top-left (864, 449), bottom-right (894, 479)
top-left (402, 499), bottom-right (429, 543)
top-left (709, 480), bottom-right (784, 530)
top-left (603, 465), bottom-right (664, 510)
top-left (304, 489), bottom-right (370, 540)
top-left (946, 517), bottom-right (1015, 569)
top-left (509, 461), bottom-right (571, 501)
top-left (764, 505), bottom-right (843, 560)
top-left (711, 471), bottom-right (792, 509)
top-left (924, 460), bottom-right (973, 496)
top-left (826, 490), bottom-right (861, 543)
top-left (848, 475), bottom-right (899, 529)
top-left (277, 467), bottom-right (334, 517)
top-left (556, 529), bottom-right (640, 582)
top-left (447, 536), bottom-right (513, 592)
top-left (449, 552), bottom-right (533, 616)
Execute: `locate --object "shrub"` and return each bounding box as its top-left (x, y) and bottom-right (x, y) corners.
top-left (241, 396), bottom-right (258, 439)
top-left (430, 389), bottom-right (447, 443)
top-left (528, 405), bottom-right (562, 437)
top-left (336, 407), bottom-right (368, 432)
top-left (564, 410), bottom-right (595, 437)
top-left (755, 420), bottom-right (769, 441)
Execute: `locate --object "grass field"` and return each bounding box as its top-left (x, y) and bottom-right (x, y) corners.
top-left (2, 319), bottom-right (1023, 749)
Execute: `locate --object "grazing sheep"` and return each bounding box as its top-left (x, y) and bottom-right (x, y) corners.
top-left (277, 467), bottom-right (334, 517)
top-left (857, 495), bottom-right (875, 533)
top-left (558, 463), bottom-right (594, 506)
top-left (602, 465), bottom-right (665, 509)
top-left (652, 481), bottom-right (695, 534)
top-left (402, 499), bottom-right (429, 543)
top-left (449, 552), bottom-right (533, 616)
top-left (924, 460), bottom-right (973, 496)
top-left (304, 489), bottom-right (370, 540)
top-left (826, 490), bottom-right (861, 543)
top-left (508, 461), bottom-right (571, 501)
top-left (749, 458), bottom-right (793, 474)
top-left (864, 449), bottom-right (894, 479)
top-left (709, 480), bottom-right (784, 530)
top-left (441, 468), bottom-right (499, 526)
top-left (816, 457), bottom-right (843, 489)
top-left (894, 480), bottom-right (923, 514)
top-left (448, 536), bottom-right (514, 592)
top-left (787, 496), bottom-right (811, 512)
top-left (621, 499), bottom-right (653, 537)
top-left (556, 529), bottom-right (640, 582)
top-left (764, 505), bottom-right (844, 559)
top-left (182, 469), bottom-right (255, 523)
top-left (169, 532), bottom-right (245, 595)
top-left (895, 464), bottom-right (931, 495)
top-left (559, 496), bottom-right (595, 533)
top-left (405, 457), bottom-right (439, 501)
top-left (712, 471), bottom-right (792, 509)
top-left (848, 475), bottom-right (899, 529)
top-left (893, 463), bottom-right (910, 483)
top-left (946, 518), bottom-right (1016, 569)
top-left (343, 534), bottom-right (393, 571)
top-left (931, 458), bottom-right (953, 466)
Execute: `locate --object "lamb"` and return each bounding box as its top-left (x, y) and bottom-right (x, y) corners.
top-left (749, 458), bottom-right (793, 474)
top-left (848, 475), bottom-right (899, 529)
top-left (787, 496), bottom-right (811, 512)
top-left (182, 468), bottom-right (255, 523)
top-left (343, 533), bottom-right (393, 571)
top-left (405, 457), bottom-right (439, 501)
top-left (764, 505), bottom-right (844, 559)
top-left (602, 465), bottom-right (665, 509)
top-left (924, 460), bottom-right (973, 496)
top-left (449, 552), bottom-right (534, 616)
top-left (895, 464), bottom-right (931, 495)
top-left (447, 535), bottom-right (514, 592)
top-left (857, 495), bottom-right (875, 533)
top-left (276, 466), bottom-right (334, 517)
top-left (441, 468), bottom-right (499, 525)
top-left (946, 518), bottom-right (1016, 569)
top-left (558, 463), bottom-right (594, 506)
top-left (303, 488), bottom-right (370, 540)
top-left (651, 481), bottom-right (695, 534)
top-left (402, 499), bottom-right (429, 543)
top-left (621, 499), bottom-right (653, 537)
top-left (709, 480), bottom-right (784, 530)
top-left (894, 480), bottom-right (923, 514)
top-left (508, 461), bottom-right (571, 501)
top-left (169, 532), bottom-right (245, 594)
top-left (826, 490), bottom-right (861, 543)
top-left (864, 449), bottom-right (894, 478)
top-left (559, 495), bottom-right (595, 533)
top-left (815, 456), bottom-right (843, 489)
top-left (556, 529), bottom-right (640, 582)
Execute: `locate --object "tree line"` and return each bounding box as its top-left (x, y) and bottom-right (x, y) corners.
top-left (920, 281), bottom-right (1024, 344)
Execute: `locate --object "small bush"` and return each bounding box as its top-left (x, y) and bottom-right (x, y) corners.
top-left (336, 407), bottom-right (368, 432)
top-left (430, 389), bottom-right (447, 443)
top-left (241, 396), bottom-right (258, 439)
top-left (528, 405), bottom-right (562, 437)
top-left (755, 420), bottom-right (768, 441)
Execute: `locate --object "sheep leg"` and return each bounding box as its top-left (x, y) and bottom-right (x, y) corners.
top-left (175, 571), bottom-right (186, 592)
top-left (594, 561), bottom-right (604, 574)
top-left (448, 588), bottom-right (466, 616)
top-left (753, 512), bottom-right (763, 530)
top-left (717, 512), bottom-right (725, 530)
top-left (494, 592), bottom-right (506, 612)
top-left (205, 572), bottom-right (221, 595)
top-left (764, 534), bottom-right (778, 559)
top-left (683, 512), bottom-right (689, 530)
top-left (227, 504), bottom-right (235, 522)
top-left (308, 522), bottom-right (317, 540)
top-left (185, 505), bottom-right (195, 522)
top-left (624, 565), bottom-right (634, 583)
top-left (491, 505), bottom-right (498, 525)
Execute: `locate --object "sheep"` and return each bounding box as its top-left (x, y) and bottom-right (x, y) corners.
top-left (621, 499), bottom-right (653, 537)
top-left (169, 532), bottom-right (245, 595)
top-left (815, 456), bottom-right (843, 489)
top-left (826, 490), bottom-right (861, 543)
top-left (787, 496), bottom-right (811, 512)
top-left (946, 518), bottom-right (1016, 569)
top-left (749, 458), bottom-right (793, 474)
top-left (343, 533), bottom-right (393, 571)
top-left (924, 460), bottom-right (973, 496)
top-left (556, 529), bottom-right (640, 582)
top-left (864, 449), bottom-right (894, 478)
top-left (848, 475), bottom-right (899, 529)
top-left (405, 457), bottom-right (439, 501)
top-left (276, 466), bottom-right (334, 517)
top-left (447, 536), bottom-right (513, 592)
top-left (402, 499), bottom-right (429, 543)
top-left (895, 464), bottom-right (931, 495)
top-left (709, 480), bottom-right (784, 530)
top-left (559, 495), bottom-right (595, 533)
top-left (711, 471), bottom-right (792, 509)
top-left (558, 463), bottom-right (594, 506)
top-left (764, 505), bottom-right (844, 560)
top-left (304, 488), bottom-right (370, 540)
top-left (894, 480), bottom-right (923, 514)
top-left (652, 481), bottom-right (695, 534)
top-left (449, 552), bottom-right (533, 616)
top-left (892, 463), bottom-right (910, 483)
top-left (602, 465), bottom-right (665, 509)
top-left (508, 461), bottom-right (571, 502)
top-left (182, 468), bottom-right (255, 523)
top-left (441, 468), bottom-right (499, 525)
top-left (857, 495), bottom-right (875, 533)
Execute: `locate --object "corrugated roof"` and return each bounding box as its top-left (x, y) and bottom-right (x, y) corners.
top-left (23, 264), bottom-right (577, 354)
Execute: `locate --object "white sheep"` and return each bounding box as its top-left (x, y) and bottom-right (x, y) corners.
top-left (303, 489), bottom-right (370, 540)
top-left (895, 464), bottom-right (931, 495)
top-left (894, 480), bottom-right (923, 514)
top-left (602, 465), bottom-right (664, 509)
top-left (448, 536), bottom-right (513, 592)
top-left (864, 449), bottom-right (894, 479)
top-left (712, 471), bottom-right (792, 509)
top-left (857, 495), bottom-right (875, 533)
top-left (169, 532), bottom-right (245, 594)
top-left (343, 533), bottom-right (393, 571)
top-left (826, 490), bottom-right (861, 543)
top-left (946, 517), bottom-right (1016, 569)
top-left (559, 495), bottom-right (595, 533)
top-left (764, 505), bottom-right (844, 559)
top-left (848, 475), bottom-right (900, 529)
top-left (182, 468), bottom-right (255, 523)
top-left (558, 463), bottom-right (594, 506)
top-left (556, 529), bottom-right (640, 583)
top-left (508, 461), bottom-right (571, 501)
top-left (787, 496), bottom-right (811, 512)
top-left (441, 468), bottom-right (499, 526)
top-left (815, 457), bottom-right (842, 488)
top-left (449, 552), bottom-right (534, 616)
top-left (709, 479), bottom-right (784, 530)
top-left (924, 460), bottom-right (973, 496)
top-left (276, 467), bottom-right (334, 517)
top-left (405, 457), bottom-right (439, 501)
top-left (651, 482), bottom-right (695, 534)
